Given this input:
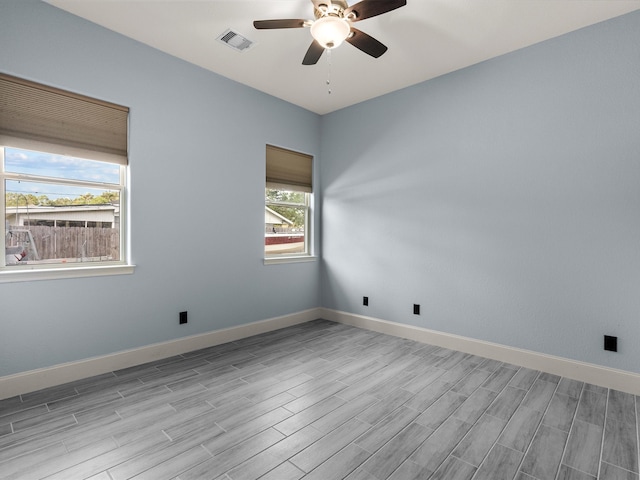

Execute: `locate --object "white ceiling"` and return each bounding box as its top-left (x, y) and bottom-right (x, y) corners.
top-left (45, 0), bottom-right (640, 115)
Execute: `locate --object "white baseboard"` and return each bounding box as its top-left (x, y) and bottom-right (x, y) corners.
top-left (4, 307), bottom-right (639, 399)
top-left (320, 308), bottom-right (640, 396)
top-left (0, 308), bottom-right (321, 400)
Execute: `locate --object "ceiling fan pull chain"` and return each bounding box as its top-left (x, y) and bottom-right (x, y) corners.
top-left (326, 49), bottom-right (332, 95)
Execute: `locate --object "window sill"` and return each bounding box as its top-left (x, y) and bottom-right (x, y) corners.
top-left (0, 264), bottom-right (135, 283)
top-left (264, 255), bottom-right (317, 265)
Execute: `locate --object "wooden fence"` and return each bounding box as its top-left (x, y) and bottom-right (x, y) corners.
top-left (8, 225), bottom-right (120, 261)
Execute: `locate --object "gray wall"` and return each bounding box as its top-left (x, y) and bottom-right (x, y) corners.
top-left (320, 11), bottom-right (640, 373)
top-left (0, 0), bottom-right (321, 377)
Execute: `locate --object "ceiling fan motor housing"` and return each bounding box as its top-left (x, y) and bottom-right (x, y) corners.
top-left (314, 1), bottom-right (350, 20)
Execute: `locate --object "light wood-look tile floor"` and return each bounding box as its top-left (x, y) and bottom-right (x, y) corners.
top-left (1, 319), bottom-right (638, 480)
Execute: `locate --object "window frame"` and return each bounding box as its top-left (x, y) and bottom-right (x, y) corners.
top-left (0, 146), bottom-right (133, 283)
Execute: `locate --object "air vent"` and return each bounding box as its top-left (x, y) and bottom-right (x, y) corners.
top-left (217, 29), bottom-right (255, 52)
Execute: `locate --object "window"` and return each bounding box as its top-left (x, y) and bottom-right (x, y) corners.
top-left (265, 145), bottom-right (313, 259)
top-left (0, 73), bottom-right (130, 279)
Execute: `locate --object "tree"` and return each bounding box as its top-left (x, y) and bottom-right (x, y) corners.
top-left (5, 193), bottom-right (40, 206)
top-left (73, 193), bottom-right (95, 205)
top-left (266, 189), bottom-right (305, 204)
top-left (94, 191), bottom-right (119, 204)
top-left (5, 190), bottom-right (119, 207)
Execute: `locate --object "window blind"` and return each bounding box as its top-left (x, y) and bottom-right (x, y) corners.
top-left (0, 73), bottom-right (128, 165)
top-left (266, 144), bottom-right (312, 193)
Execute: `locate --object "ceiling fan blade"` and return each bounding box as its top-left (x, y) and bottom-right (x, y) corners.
top-left (253, 19), bottom-right (308, 29)
top-left (346, 27), bottom-right (387, 58)
top-left (344, 0), bottom-right (406, 22)
top-left (302, 40), bottom-right (325, 65)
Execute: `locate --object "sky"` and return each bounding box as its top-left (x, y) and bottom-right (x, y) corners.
top-left (4, 147), bottom-right (120, 200)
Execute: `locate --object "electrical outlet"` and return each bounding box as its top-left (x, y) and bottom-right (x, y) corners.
top-left (413, 304), bottom-right (420, 315)
top-left (604, 335), bottom-right (617, 352)
top-left (363, 296), bottom-right (369, 306)
top-left (179, 311), bottom-right (188, 325)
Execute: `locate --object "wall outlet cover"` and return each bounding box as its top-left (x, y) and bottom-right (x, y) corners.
top-left (604, 335), bottom-right (617, 352)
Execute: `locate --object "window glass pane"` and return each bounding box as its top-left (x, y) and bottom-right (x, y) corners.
top-left (5, 147), bottom-right (120, 185)
top-left (266, 188), bottom-right (306, 205)
top-left (265, 205), bottom-right (306, 255)
top-left (5, 179), bottom-right (120, 265)
top-left (6, 180), bottom-right (120, 206)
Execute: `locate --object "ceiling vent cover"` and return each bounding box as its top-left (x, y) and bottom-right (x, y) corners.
top-left (217, 29), bottom-right (255, 52)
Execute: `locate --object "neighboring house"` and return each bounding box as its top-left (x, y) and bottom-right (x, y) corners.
top-left (265, 206), bottom-right (304, 254)
top-left (6, 204), bottom-right (118, 228)
top-left (265, 206), bottom-right (293, 231)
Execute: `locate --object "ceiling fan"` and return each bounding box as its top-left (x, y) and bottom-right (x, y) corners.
top-left (253, 0), bottom-right (406, 65)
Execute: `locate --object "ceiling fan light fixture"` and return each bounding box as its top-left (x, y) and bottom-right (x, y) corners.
top-left (310, 16), bottom-right (350, 49)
